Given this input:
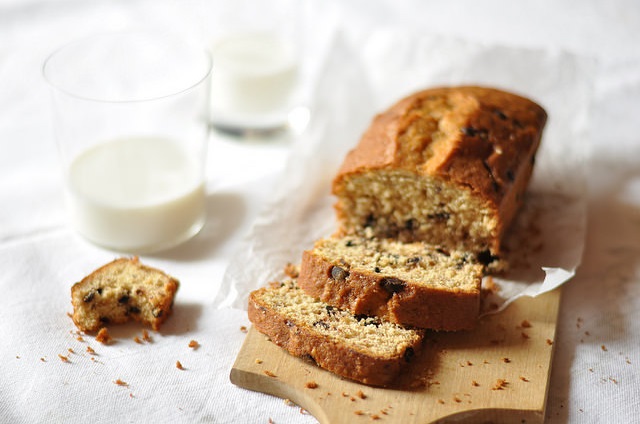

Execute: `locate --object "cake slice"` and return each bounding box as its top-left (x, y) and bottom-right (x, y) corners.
top-left (71, 257), bottom-right (179, 332)
top-left (248, 279), bottom-right (425, 387)
top-left (298, 234), bottom-right (483, 331)
top-left (332, 86), bottom-right (546, 263)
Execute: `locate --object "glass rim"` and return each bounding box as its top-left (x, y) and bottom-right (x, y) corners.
top-left (42, 29), bottom-right (213, 104)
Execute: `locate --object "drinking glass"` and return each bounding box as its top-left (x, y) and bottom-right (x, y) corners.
top-left (43, 30), bottom-right (213, 253)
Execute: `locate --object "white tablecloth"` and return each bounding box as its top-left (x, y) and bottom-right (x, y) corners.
top-left (1, 1), bottom-right (640, 423)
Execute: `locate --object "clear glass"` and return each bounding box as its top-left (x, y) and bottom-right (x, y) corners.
top-left (207, 0), bottom-right (307, 137)
top-left (43, 31), bottom-right (213, 253)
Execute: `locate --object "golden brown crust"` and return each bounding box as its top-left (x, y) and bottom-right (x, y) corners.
top-left (248, 286), bottom-right (424, 387)
top-left (333, 86), bottom-right (546, 254)
top-left (298, 249), bottom-right (479, 331)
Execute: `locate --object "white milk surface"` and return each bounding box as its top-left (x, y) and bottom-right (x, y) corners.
top-left (66, 136), bottom-right (205, 252)
top-left (210, 32), bottom-right (298, 126)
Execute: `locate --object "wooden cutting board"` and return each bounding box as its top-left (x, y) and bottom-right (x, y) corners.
top-left (230, 288), bottom-right (560, 423)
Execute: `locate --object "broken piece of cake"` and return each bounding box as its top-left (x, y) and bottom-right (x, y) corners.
top-left (71, 257), bottom-right (179, 332)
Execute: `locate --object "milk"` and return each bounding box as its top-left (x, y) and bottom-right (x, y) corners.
top-left (210, 32), bottom-right (298, 129)
top-left (66, 137), bottom-right (205, 252)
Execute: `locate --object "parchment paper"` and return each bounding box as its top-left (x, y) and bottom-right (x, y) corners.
top-left (215, 30), bottom-right (593, 313)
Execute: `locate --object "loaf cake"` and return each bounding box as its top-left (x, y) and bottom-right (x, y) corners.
top-left (248, 279), bottom-right (425, 387)
top-left (298, 234), bottom-right (483, 331)
top-left (332, 86), bottom-right (547, 263)
top-left (71, 257), bottom-right (179, 332)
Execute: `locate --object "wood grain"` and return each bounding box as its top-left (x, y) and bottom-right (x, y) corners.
top-left (231, 288), bottom-right (560, 423)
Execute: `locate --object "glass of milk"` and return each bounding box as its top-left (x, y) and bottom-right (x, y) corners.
top-left (43, 31), bottom-right (213, 253)
top-left (208, 0), bottom-right (308, 137)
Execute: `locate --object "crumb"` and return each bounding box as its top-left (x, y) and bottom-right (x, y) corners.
top-left (142, 330), bottom-right (152, 342)
top-left (133, 336), bottom-right (142, 344)
top-left (95, 327), bottom-right (112, 344)
top-left (342, 392), bottom-right (349, 397)
top-left (502, 357), bottom-right (511, 363)
top-left (453, 396), bottom-right (462, 403)
top-left (76, 336), bottom-right (84, 342)
top-left (521, 332), bottom-right (530, 339)
top-left (380, 409), bottom-right (388, 415)
top-left (284, 263), bottom-right (299, 278)
top-left (188, 340), bottom-right (199, 349)
top-left (283, 399), bottom-right (295, 407)
top-left (67, 312), bottom-right (73, 319)
top-left (268, 418), bottom-right (274, 424)
top-left (305, 381), bottom-right (318, 389)
top-left (357, 390), bottom-right (367, 399)
top-left (588, 368), bottom-right (594, 372)
top-left (466, 360), bottom-right (473, 366)
top-left (240, 326), bottom-right (248, 333)
top-left (68, 348), bottom-right (75, 354)
top-left (40, 357), bottom-right (46, 362)
top-left (58, 354), bottom-right (70, 363)
top-left (176, 361), bottom-right (185, 370)
top-left (520, 376), bottom-right (530, 382)
top-left (255, 359), bottom-right (263, 364)
top-left (355, 410), bottom-right (365, 416)
top-left (350, 397), bottom-right (356, 402)
top-left (520, 320), bottom-right (532, 328)
top-left (626, 358), bottom-right (631, 364)
top-left (609, 377), bottom-right (618, 384)
top-left (299, 408), bottom-right (309, 415)
top-left (370, 414), bottom-right (380, 420)
top-left (585, 331), bottom-right (590, 336)
top-left (601, 345), bottom-right (608, 352)
top-left (437, 399), bottom-right (445, 404)
top-left (492, 379), bottom-right (508, 390)
top-left (15, 356), bottom-right (20, 359)
top-left (546, 339), bottom-right (553, 345)
top-left (472, 380), bottom-right (480, 387)
top-left (86, 346), bottom-right (96, 355)
top-left (263, 370), bottom-right (277, 378)
top-left (114, 379), bottom-right (128, 387)
top-left (129, 393), bottom-right (134, 398)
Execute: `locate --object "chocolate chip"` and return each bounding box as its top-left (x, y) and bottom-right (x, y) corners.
top-left (83, 291), bottom-right (95, 303)
top-left (128, 306), bottom-right (140, 314)
top-left (364, 214), bottom-right (376, 228)
top-left (301, 353), bottom-right (317, 365)
top-left (96, 288), bottom-right (103, 295)
top-left (313, 320), bottom-right (329, 329)
top-left (380, 278), bottom-right (406, 294)
top-left (461, 126), bottom-right (488, 138)
top-left (494, 109), bottom-right (508, 120)
top-left (285, 320), bottom-right (295, 328)
top-left (427, 212), bottom-right (450, 221)
top-left (477, 249), bottom-right (500, 267)
top-left (330, 266), bottom-right (349, 281)
top-left (99, 316), bottom-right (110, 324)
top-left (506, 169), bottom-right (515, 182)
top-left (118, 295), bottom-right (130, 304)
top-left (406, 257), bottom-right (421, 265)
top-left (436, 248), bottom-right (450, 257)
top-left (152, 309), bottom-right (164, 318)
top-left (404, 347), bottom-right (415, 362)
top-left (325, 305), bottom-right (336, 316)
top-left (405, 218), bottom-right (417, 230)
top-left (513, 119), bottom-right (524, 129)
top-left (374, 267), bottom-right (381, 273)
top-left (345, 240), bottom-right (354, 247)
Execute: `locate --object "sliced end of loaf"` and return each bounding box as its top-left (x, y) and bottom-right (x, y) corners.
top-left (248, 279), bottom-right (424, 387)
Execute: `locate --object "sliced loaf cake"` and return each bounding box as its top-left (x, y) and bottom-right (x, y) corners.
top-left (248, 279), bottom-right (425, 387)
top-left (298, 234), bottom-right (483, 331)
